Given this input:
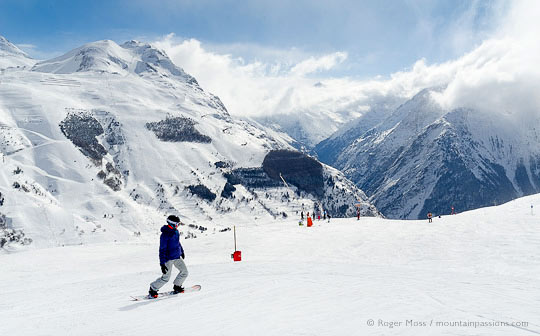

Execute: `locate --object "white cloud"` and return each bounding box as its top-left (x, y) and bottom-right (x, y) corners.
top-left (15, 43), bottom-right (37, 51)
top-left (153, 0), bottom-right (540, 131)
top-left (153, 34), bottom-right (356, 118)
top-left (432, 0), bottom-right (540, 123)
top-left (289, 52), bottom-right (347, 77)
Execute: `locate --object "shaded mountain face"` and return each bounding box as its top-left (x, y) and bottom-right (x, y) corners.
top-left (316, 89), bottom-right (540, 219)
top-left (315, 100), bottom-right (400, 164)
top-left (224, 150), bottom-right (380, 218)
top-left (263, 150), bottom-right (324, 197)
top-left (0, 36), bottom-right (379, 248)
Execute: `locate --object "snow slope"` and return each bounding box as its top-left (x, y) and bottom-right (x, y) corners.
top-left (1, 193), bottom-right (539, 335)
top-left (0, 36), bottom-right (35, 70)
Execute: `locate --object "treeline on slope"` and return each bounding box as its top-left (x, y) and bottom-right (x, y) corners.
top-left (60, 112), bottom-right (215, 193)
top-left (60, 113), bottom-right (106, 163)
top-left (189, 150), bottom-right (325, 204)
top-left (222, 150), bottom-right (325, 198)
top-left (60, 112), bottom-right (123, 192)
top-left (1, 213), bottom-right (32, 248)
top-left (262, 149), bottom-right (324, 198)
top-left (146, 117), bottom-right (211, 143)
top-left (187, 184), bottom-right (216, 202)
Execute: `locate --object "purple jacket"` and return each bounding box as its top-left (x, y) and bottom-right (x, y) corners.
top-left (159, 225), bottom-right (184, 264)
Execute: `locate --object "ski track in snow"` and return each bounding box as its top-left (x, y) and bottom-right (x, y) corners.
top-left (2, 194), bottom-right (540, 336)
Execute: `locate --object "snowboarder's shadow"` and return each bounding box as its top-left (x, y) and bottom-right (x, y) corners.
top-left (118, 300), bottom-right (156, 311)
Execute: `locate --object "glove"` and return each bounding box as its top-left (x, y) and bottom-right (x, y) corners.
top-left (181, 252), bottom-right (185, 259)
top-left (160, 264), bottom-right (168, 274)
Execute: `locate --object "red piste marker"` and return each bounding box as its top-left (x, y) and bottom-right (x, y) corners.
top-left (231, 226), bottom-right (242, 261)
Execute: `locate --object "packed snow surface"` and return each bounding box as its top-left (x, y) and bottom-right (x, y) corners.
top-left (1, 193), bottom-right (539, 335)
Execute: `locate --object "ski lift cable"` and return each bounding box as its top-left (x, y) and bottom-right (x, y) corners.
top-left (279, 173), bottom-right (290, 189)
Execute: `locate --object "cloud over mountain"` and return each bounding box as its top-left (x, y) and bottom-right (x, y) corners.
top-left (153, 0), bottom-right (539, 146)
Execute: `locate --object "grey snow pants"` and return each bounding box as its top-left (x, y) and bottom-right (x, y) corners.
top-left (150, 258), bottom-right (189, 291)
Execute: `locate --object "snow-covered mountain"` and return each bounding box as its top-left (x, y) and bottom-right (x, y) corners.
top-left (0, 36), bottom-right (379, 249)
top-left (0, 36), bottom-right (35, 70)
top-left (32, 39), bottom-right (199, 85)
top-left (316, 88), bottom-right (540, 219)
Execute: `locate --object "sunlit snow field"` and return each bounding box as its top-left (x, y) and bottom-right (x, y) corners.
top-left (1, 194), bottom-right (539, 336)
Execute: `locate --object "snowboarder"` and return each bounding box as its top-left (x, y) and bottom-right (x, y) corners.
top-left (427, 212), bottom-right (433, 223)
top-left (148, 215), bottom-right (189, 298)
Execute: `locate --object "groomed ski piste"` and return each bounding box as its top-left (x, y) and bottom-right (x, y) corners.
top-left (1, 193), bottom-right (539, 336)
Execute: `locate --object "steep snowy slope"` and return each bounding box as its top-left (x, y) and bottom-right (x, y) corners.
top-left (0, 35), bottom-right (35, 70)
top-left (0, 38), bottom-right (378, 249)
top-left (315, 98), bottom-right (401, 163)
top-left (316, 88), bottom-right (540, 219)
top-left (1, 191), bottom-right (539, 336)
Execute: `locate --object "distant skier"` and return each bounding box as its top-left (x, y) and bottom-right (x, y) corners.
top-left (427, 212), bottom-right (433, 223)
top-left (301, 211), bottom-right (304, 220)
top-left (327, 213), bottom-right (331, 223)
top-left (357, 209), bottom-right (360, 220)
top-left (451, 206), bottom-right (455, 215)
top-left (148, 215), bottom-right (188, 298)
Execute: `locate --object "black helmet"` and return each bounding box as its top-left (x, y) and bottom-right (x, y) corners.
top-left (167, 215), bottom-right (180, 228)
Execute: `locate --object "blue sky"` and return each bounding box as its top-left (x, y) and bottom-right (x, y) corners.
top-left (0, 0), bottom-right (507, 78)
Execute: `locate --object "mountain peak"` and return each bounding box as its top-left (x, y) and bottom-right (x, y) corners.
top-left (121, 40), bottom-right (146, 48)
top-left (0, 35), bottom-right (35, 69)
top-left (0, 35), bottom-right (29, 57)
top-left (31, 39), bottom-right (198, 85)
top-left (31, 39), bottom-right (131, 74)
